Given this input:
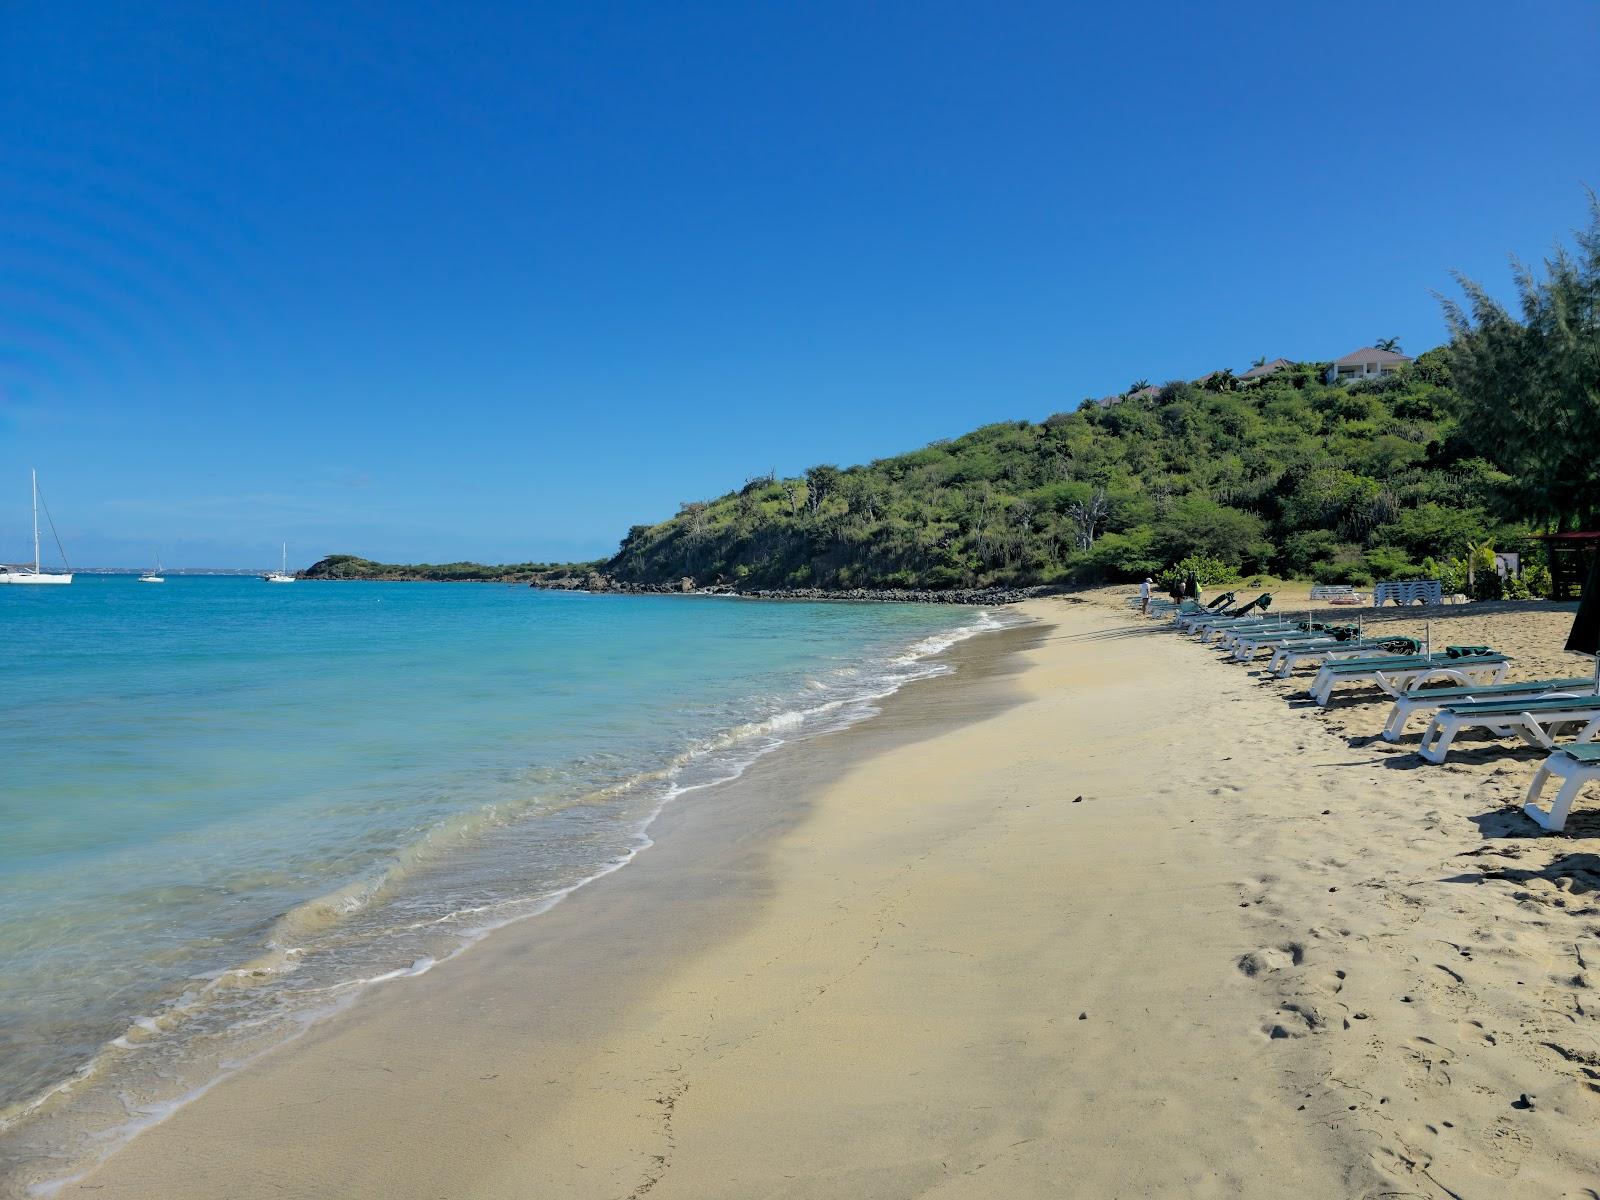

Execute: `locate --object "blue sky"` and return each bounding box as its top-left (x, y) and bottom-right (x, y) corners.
top-left (2, 1), bottom-right (1597, 568)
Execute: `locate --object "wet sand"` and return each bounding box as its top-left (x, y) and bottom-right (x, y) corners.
top-left (57, 596), bottom-right (1600, 1198)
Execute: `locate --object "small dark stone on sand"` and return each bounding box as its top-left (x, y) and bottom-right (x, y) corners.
top-left (1072, 795), bottom-right (1083, 803)
top-left (1321, 809), bottom-right (1332, 815)
top-left (1078, 1012), bottom-right (1087, 1020)
top-left (1513, 1093), bottom-right (1534, 1110)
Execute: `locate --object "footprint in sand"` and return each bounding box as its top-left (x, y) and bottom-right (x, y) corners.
top-left (1458, 1018), bottom-right (1498, 1047)
top-left (1474, 1118), bottom-right (1533, 1178)
top-left (1236, 943), bottom-right (1305, 976)
top-left (1315, 968), bottom-right (1346, 996)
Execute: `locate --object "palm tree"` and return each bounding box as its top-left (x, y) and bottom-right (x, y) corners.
top-left (1375, 337), bottom-right (1402, 353)
top-left (1128, 378), bottom-right (1150, 393)
top-left (1251, 356), bottom-right (1266, 368)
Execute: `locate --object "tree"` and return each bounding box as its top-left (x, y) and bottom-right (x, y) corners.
top-left (1128, 378), bottom-right (1150, 393)
top-left (804, 465), bottom-right (840, 515)
top-left (1251, 356), bottom-right (1267, 368)
top-left (1375, 337), bottom-right (1403, 353)
top-left (1442, 195), bottom-right (1600, 530)
top-left (1065, 489), bottom-right (1109, 551)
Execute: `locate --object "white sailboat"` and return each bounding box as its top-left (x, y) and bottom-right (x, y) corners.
top-left (264, 541), bottom-right (295, 583)
top-left (0, 470), bottom-right (73, 585)
top-left (139, 552), bottom-right (165, 583)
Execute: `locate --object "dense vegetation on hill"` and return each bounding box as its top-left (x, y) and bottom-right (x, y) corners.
top-left (603, 202), bottom-right (1599, 596)
top-left (604, 350), bottom-right (1507, 592)
top-left (318, 202), bottom-right (1597, 597)
top-left (302, 555), bottom-right (598, 583)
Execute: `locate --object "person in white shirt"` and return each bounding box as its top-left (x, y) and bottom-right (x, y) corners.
top-left (1139, 577), bottom-right (1153, 616)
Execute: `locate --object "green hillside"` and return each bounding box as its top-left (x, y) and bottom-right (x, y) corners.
top-left (604, 350), bottom-right (1511, 592)
top-left (313, 202), bottom-right (1597, 598)
top-left (607, 202), bottom-right (1600, 597)
top-left (302, 555), bottom-right (599, 583)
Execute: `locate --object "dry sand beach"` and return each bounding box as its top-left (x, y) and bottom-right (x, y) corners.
top-left (51, 595), bottom-right (1600, 1198)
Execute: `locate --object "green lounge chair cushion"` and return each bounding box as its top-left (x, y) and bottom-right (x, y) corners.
top-left (1406, 677), bottom-right (1594, 702)
top-left (1324, 653), bottom-right (1506, 674)
top-left (1439, 694), bottom-right (1600, 716)
top-left (1555, 743), bottom-right (1600, 764)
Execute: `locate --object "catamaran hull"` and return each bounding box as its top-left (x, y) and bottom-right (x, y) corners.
top-left (0, 572), bottom-right (72, 585)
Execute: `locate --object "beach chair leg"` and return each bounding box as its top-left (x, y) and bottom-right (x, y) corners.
top-left (1523, 765), bottom-right (1590, 833)
top-left (1418, 715), bottom-right (1458, 764)
top-left (1381, 699), bottom-right (1414, 742)
top-left (1511, 717), bottom-right (1556, 751)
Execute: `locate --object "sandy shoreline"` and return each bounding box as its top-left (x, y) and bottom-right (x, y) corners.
top-left (43, 595), bottom-right (1600, 1197)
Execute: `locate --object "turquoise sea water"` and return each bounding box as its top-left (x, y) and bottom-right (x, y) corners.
top-left (0, 576), bottom-right (998, 1190)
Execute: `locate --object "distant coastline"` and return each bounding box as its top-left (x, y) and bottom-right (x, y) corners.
top-left (296, 555), bottom-right (1041, 604)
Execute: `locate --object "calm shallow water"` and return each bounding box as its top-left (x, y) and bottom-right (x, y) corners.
top-left (0, 576), bottom-right (1000, 1191)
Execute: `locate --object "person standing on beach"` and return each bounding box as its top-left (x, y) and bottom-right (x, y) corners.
top-left (1139, 576), bottom-right (1153, 616)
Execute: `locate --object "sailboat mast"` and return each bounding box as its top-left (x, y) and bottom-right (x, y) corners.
top-left (32, 468), bottom-right (40, 573)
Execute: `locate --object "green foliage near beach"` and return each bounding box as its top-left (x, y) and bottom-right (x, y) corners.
top-left (319, 202), bottom-right (1596, 596)
top-left (602, 201), bottom-right (1599, 593)
top-left (604, 355), bottom-right (1504, 590)
top-left (1444, 194), bottom-right (1600, 532)
top-left (302, 554), bottom-right (601, 583)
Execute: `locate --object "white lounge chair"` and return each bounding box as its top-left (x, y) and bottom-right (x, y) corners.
top-left (1174, 606), bottom-right (1232, 633)
top-left (1308, 652), bottom-right (1510, 707)
top-left (1176, 605), bottom-right (1253, 633)
top-left (1523, 743), bottom-right (1600, 832)
top-left (1213, 620), bottom-right (1302, 650)
top-left (1269, 638), bottom-right (1421, 677)
top-left (1228, 629), bottom-right (1332, 660)
top-left (1192, 615), bottom-right (1287, 643)
top-left (1379, 676), bottom-right (1597, 742)
top-left (1416, 693), bottom-right (1600, 764)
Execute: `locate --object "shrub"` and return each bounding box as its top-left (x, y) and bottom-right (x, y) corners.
top-left (1311, 545), bottom-right (1375, 586)
top-left (1363, 545), bottom-right (1416, 580)
top-left (1155, 554), bottom-right (1233, 593)
top-left (1525, 562), bottom-right (1553, 599)
top-left (1279, 529), bottom-right (1343, 577)
top-left (1077, 529), bottom-right (1161, 579)
top-left (1420, 555), bottom-right (1467, 595)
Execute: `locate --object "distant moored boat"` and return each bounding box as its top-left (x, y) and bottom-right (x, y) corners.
top-left (0, 470), bottom-right (73, 585)
top-left (139, 552), bottom-right (165, 583)
top-left (264, 541), bottom-right (295, 583)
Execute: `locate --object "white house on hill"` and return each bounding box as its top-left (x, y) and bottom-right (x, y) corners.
top-left (1325, 347), bottom-right (1411, 384)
